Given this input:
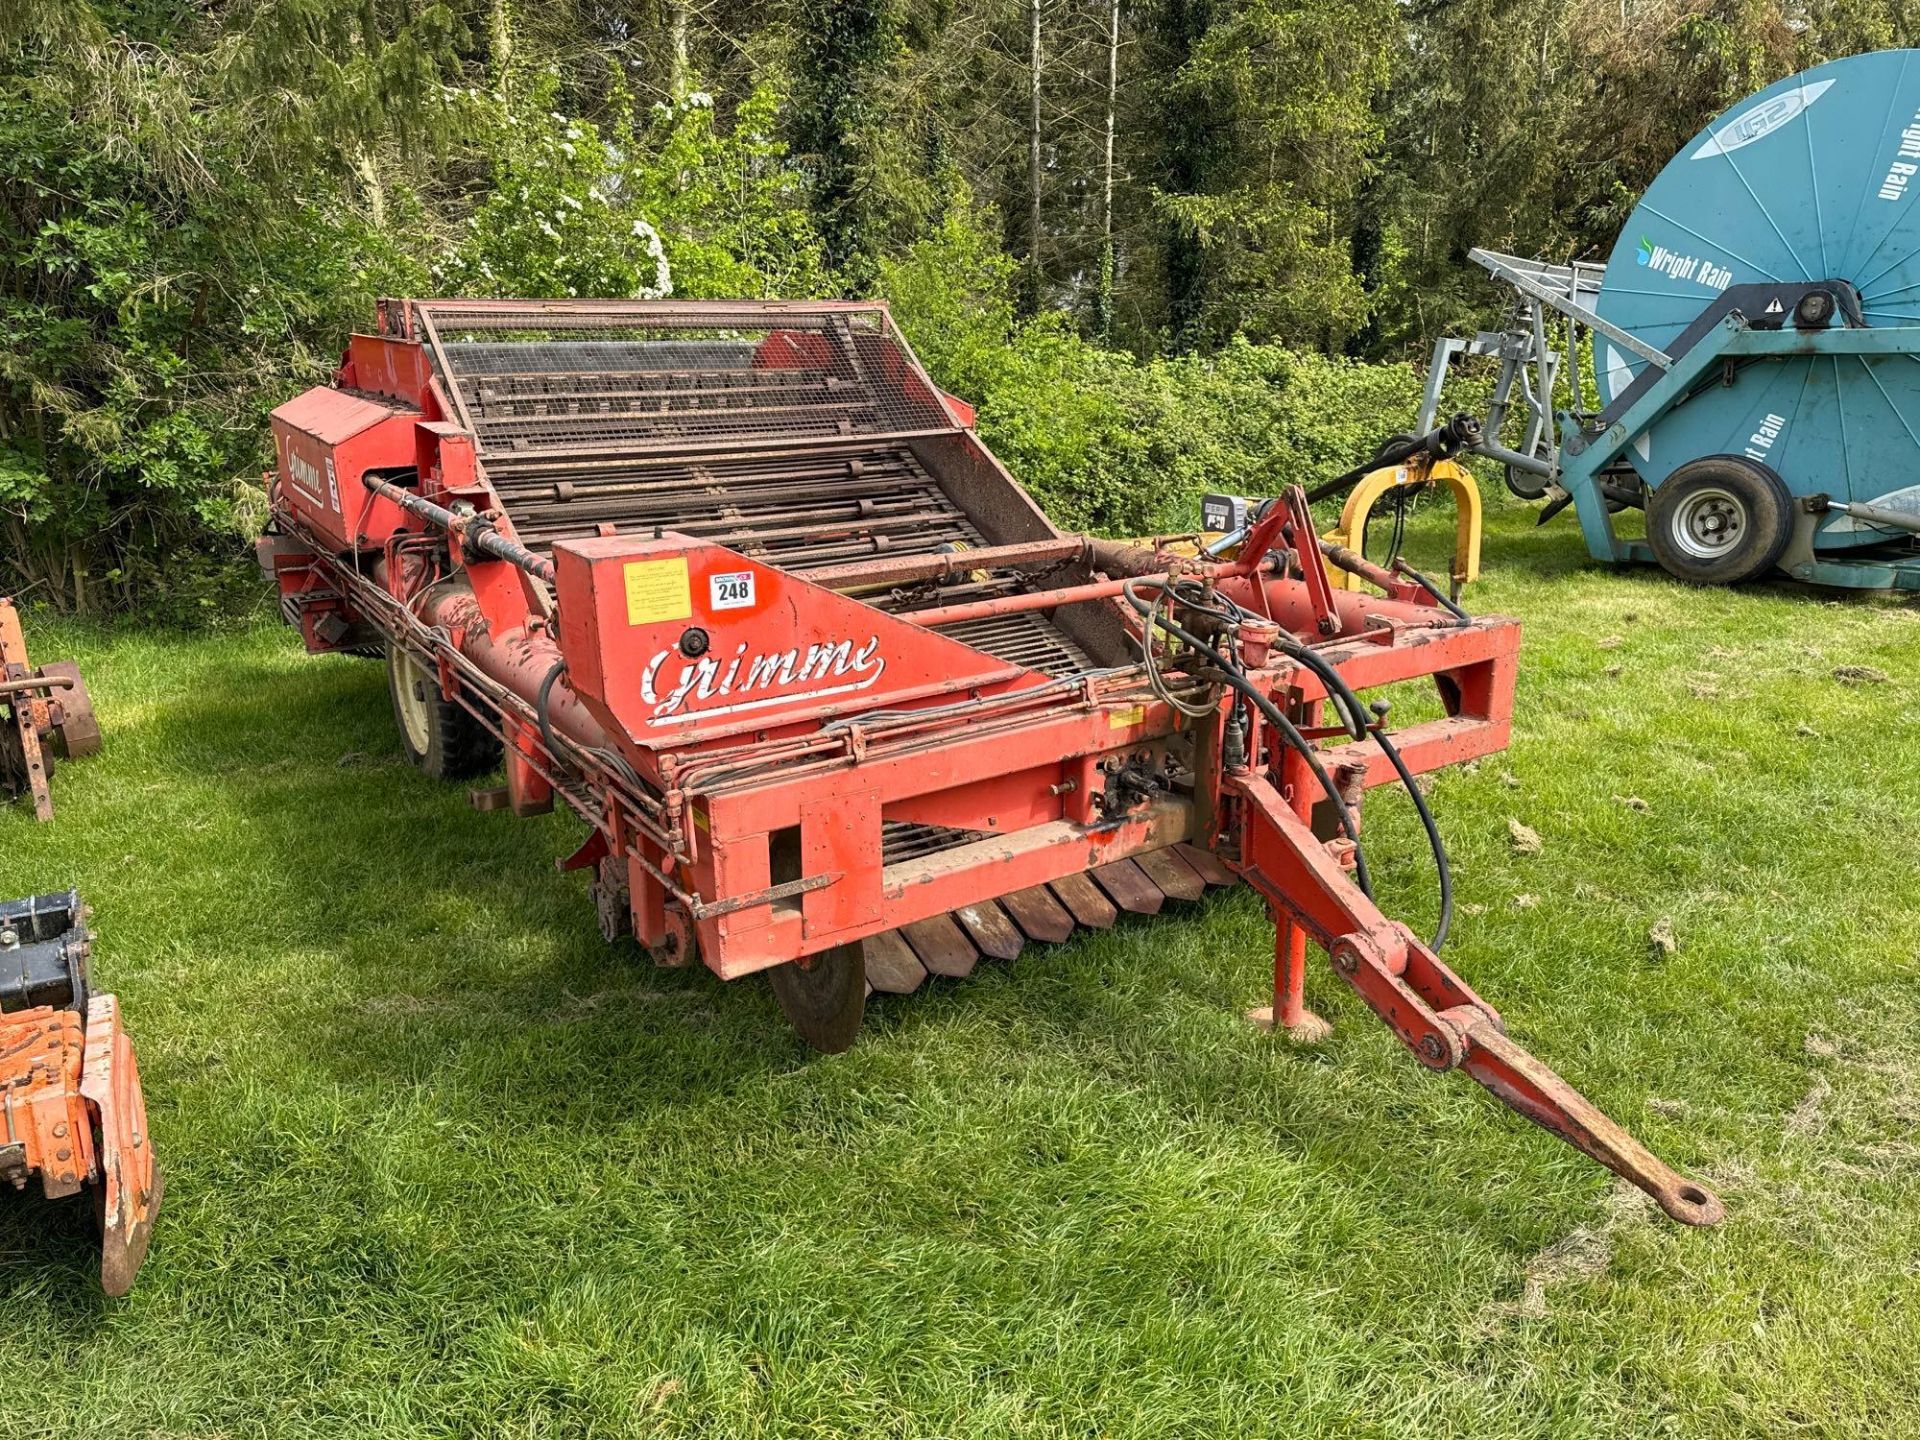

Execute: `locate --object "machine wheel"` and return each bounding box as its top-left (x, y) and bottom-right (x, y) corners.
top-left (1503, 461), bottom-right (1552, 501)
top-left (36, 661), bottom-right (101, 758)
top-left (767, 942), bottom-right (867, 1054)
top-left (1646, 456), bottom-right (1793, 586)
top-left (386, 647), bottom-right (500, 781)
top-left (1373, 432), bottom-right (1419, 465)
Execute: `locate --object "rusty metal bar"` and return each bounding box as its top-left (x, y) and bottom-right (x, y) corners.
top-left (689, 870), bottom-right (841, 921)
top-left (0, 675), bottom-right (74, 698)
top-left (800, 537), bottom-right (1087, 589)
top-left (907, 575), bottom-right (1158, 629)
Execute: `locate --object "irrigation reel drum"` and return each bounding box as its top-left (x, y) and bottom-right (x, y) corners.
top-left (1585, 47), bottom-right (1920, 587)
top-left (1444, 49), bottom-right (1920, 589)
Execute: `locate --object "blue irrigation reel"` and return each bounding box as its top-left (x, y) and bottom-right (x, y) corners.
top-left (1432, 49), bottom-right (1920, 588)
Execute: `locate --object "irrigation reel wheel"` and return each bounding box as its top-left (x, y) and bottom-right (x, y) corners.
top-left (1645, 456), bottom-right (1796, 584)
top-left (1594, 49), bottom-right (1920, 568)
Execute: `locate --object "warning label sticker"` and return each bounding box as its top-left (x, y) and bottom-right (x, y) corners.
top-left (624, 558), bottom-right (692, 626)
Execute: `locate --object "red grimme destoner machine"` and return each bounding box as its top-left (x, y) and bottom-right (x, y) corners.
top-left (258, 298), bottom-right (1721, 1225)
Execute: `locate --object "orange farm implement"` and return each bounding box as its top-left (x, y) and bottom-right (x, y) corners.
top-left (1, 891), bottom-right (160, 1294)
top-left (259, 298), bottom-right (1722, 1225)
top-left (0, 598), bottom-right (100, 820)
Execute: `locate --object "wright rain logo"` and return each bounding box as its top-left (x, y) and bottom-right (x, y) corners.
top-left (1635, 236), bottom-right (1733, 290)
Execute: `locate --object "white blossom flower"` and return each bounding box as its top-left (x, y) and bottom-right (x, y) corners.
top-left (628, 218), bottom-right (673, 299)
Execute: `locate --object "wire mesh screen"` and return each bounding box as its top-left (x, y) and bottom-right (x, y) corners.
top-left (411, 301), bottom-right (958, 456)
top-left (400, 301), bottom-right (1106, 680)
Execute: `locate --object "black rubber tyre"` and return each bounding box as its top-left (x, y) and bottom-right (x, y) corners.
top-left (767, 942), bottom-right (867, 1053)
top-left (1372, 432), bottom-right (1419, 466)
top-left (1645, 455), bottom-right (1794, 586)
top-left (1503, 461), bottom-right (1552, 501)
top-left (385, 646), bottom-right (500, 780)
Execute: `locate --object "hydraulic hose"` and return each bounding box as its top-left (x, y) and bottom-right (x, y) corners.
top-left (1271, 628), bottom-right (1455, 952)
top-left (536, 658), bottom-right (569, 768)
top-left (1391, 561), bottom-right (1470, 624)
top-left (1123, 582), bottom-right (1374, 900)
top-left (535, 654), bottom-right (647, 793)
top-left (1216, 664), bottom-right (1376, 902)
top-left (1370, 714), bottom-right (1454, 952)
top-left (1128, 577), bottom-right (1458, 949)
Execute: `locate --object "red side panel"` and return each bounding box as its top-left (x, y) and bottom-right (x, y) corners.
top-left (752, 329), bottom-right (835, 370)
top-left (551, 532), bottom-right (1043, 750)
top-left (938, 390), bottom-right (977, 427)
top-left (343, 334), bottom-right (436, 407)
top-left (270, 390), bottom-right (421, 552)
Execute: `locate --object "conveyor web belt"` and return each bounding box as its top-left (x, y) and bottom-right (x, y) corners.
top-left (416, 307), bottom-right (1100, 680)
top-left (418, 306), bottom-right (956, 454)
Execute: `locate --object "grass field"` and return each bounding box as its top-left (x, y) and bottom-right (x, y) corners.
top-left (4, 506), bottom-right (1920, 1439)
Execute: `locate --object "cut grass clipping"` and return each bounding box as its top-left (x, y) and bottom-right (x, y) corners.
top-left (4, 506), bottom-right (1920, 1438)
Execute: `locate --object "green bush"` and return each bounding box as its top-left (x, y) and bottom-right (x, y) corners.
top-left (884, 210), bottom-right (1429, 537)
top-left (435, 76), bottom-right (826, 302)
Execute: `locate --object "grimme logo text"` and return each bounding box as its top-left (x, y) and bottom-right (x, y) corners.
top-left (287, 451), bottom-right (326, 500)
top-left (641, 635), bottom-right (886, 724)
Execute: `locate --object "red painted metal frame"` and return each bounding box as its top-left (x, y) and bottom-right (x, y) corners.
top-left (0, 989), bottom-right (159, 1295)
top-left (257, 297), bottom-right (1723, 1224)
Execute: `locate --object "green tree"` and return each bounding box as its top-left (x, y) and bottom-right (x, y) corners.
top-left (436, 73), bottom-right (826, 300)
top-left (788, 0), bottom-right (911, 286)
top-left (0, 0), bottom-right (463, 614)
top-left (1141, 0), bottom-right (1396, 352)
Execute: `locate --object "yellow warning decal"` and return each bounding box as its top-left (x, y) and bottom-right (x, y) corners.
top-left (624, 558), bottom-right (692, 626)
top-left (1108, 703), bottom-right (1147, 729)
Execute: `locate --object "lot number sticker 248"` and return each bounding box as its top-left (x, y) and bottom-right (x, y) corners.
top-left (710, 571), bottom-right (755, 611)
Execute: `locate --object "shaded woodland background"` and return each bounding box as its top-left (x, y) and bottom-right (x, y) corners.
top-left (4, 0), bottom-right (1914, 616)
